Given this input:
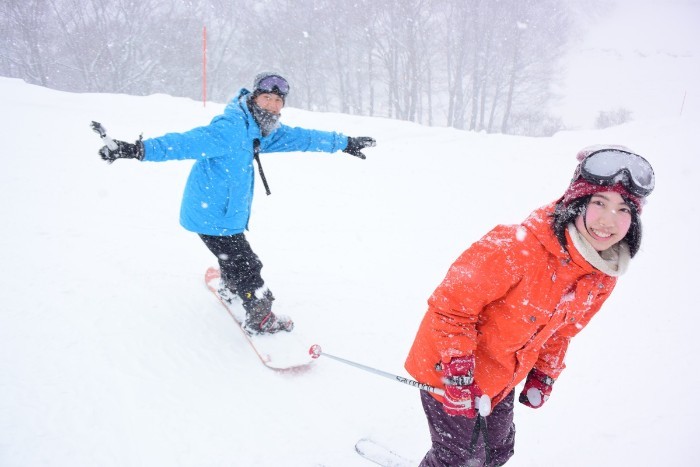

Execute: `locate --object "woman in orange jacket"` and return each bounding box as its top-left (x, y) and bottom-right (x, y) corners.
top-left (405, 145), bottom-right (655, 466)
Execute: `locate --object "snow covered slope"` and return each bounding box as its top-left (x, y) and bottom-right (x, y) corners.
top-left (1, 72), bottom-right (698, 466)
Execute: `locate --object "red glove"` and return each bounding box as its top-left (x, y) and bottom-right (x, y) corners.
top-left (441, 355), bottom-right (483, 418)
top-left (519, 368), bottom-right (555, 408)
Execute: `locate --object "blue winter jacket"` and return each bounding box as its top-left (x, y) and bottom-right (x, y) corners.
top-left (141, 89), bottom-right (349, 236)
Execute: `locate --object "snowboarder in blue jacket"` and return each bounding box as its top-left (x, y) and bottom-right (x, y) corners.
top-left (98, 72), bottom-right (376, 334)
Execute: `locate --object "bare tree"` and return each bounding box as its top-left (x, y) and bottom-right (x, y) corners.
top-left (1, 0), bottom-right (54, 86)
top-left (0, 0), bottom-right (580, 135)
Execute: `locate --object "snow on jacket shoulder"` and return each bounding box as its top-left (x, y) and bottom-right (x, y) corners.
top-left (140, 89), bottom-right (349, 235)
top-left (404, 203), bottom-right (618, 406)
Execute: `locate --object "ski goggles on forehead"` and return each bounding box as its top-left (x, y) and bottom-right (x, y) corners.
top-left (578, 149), bottom-right (655, 197)
top-left (256, 75), bottom-right (290, 96)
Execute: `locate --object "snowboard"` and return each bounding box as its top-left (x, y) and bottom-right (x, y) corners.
top-left (355, 438), bottom-right (414, 467)
top-left (205, 267), bottom-right (314, 371)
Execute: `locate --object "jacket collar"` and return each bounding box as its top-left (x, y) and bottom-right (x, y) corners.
top-left (223, 88), bottom-right (262, 140)
top-left (567, 224), bottom-right (630, 277)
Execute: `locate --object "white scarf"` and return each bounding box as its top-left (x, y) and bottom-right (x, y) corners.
top-left (567, 223), bottom-right (631, 277)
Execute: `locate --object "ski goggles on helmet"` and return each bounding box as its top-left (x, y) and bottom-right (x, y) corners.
top-left (255, 75), bottom-right (290, 97)
top-left (576, 149), bottom-right (655, 197)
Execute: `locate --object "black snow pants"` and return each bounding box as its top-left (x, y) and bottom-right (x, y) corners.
top-left (199, 233), bottom-right (267, 299)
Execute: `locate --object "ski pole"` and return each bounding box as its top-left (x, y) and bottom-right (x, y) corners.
top-left (90, 121), bottom-right (118, 150)
top-left (309, 344), bottom-right (492, 415)
top-left (309, 344), bottom-right (445, 396)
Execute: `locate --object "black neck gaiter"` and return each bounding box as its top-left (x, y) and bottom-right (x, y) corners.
top-left (247, 97), bottom-right (281, 137)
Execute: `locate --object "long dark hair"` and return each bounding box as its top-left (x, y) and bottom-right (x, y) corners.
top-left (551, 195), bottom-right (642, 257)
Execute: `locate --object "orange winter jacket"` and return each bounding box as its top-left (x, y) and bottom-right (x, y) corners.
top-left (405, 203), bottom-right (618, 407)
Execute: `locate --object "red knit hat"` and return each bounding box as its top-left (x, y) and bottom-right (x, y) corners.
top-left (560, 144), bottom-right (645, 212)
top-left (561, 179), bottom-right (643, 212)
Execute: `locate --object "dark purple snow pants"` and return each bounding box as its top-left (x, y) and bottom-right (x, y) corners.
top-left (419, 390), bottom-right (515, 467)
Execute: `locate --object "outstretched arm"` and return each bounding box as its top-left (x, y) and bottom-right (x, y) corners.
top-left (265, 125), bottom-right (376, 158)
top-left (141, 119), bottom-right (238, 162)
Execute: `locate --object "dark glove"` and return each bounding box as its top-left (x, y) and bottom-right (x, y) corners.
top-left (99, 138), bottom-right (144, 163)
top-left (441, 355), bottom-right (484, 418)
top-left (343, 136), bottom-right (376, 159)
top-left (519, 368), bottom-right (555, 408)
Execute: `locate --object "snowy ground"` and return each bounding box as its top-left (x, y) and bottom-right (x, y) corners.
top-left (2, 2), bottom-right (700, 465)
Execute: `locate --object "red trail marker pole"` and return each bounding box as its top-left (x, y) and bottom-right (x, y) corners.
top-left (202, 25), bottom-right (207, 107)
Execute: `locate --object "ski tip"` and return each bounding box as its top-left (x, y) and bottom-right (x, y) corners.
top-left (205, 267), bottom-right (221, 282)
top-left (309, 344), bottom-right (322, 359)
top-left (355, 438), bottom-right (413, 467)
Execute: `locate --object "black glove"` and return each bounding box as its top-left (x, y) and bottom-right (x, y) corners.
top-left (343, 136), bottom-right (376, 160)
top-left (99, 138), bottom-right (144, 163)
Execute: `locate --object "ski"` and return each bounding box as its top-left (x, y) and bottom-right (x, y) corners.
top-left (355, 438), bottom-right (414, 467)
top-left (205, 267), bottom-right (314, 372)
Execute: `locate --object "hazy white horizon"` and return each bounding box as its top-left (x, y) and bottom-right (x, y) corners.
top-left (555, 0), bottom-right (700, 127)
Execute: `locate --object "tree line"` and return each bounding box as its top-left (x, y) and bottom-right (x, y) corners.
top-left (1, 0), bottom-right (589, 135)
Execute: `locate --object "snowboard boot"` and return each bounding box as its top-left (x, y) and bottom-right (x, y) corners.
top-left (217, 283), bottom-right (239, 305)
top-left (241, 289), bottom-right (294, 335)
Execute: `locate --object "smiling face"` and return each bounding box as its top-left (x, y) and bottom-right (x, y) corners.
top-left (253, 92), bottom-right (284, 115)
top-left (575, 191), bottom-right (633, 251)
